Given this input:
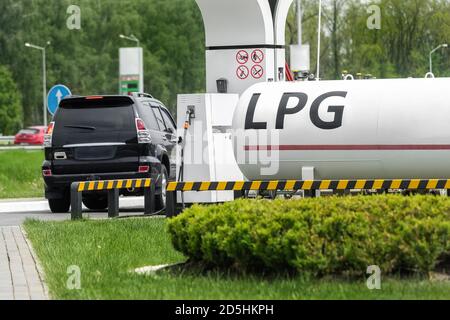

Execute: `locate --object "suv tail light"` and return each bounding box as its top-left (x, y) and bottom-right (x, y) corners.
top-left (42, 169), bottom-right (52, 177)
top-left (138, 165), bottom-right (150, 173)
top-left (135, 118), bottom-right (151, 144)
top-left (44, 122), bottom-right (55, 148)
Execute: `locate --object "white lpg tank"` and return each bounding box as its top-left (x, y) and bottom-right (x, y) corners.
top-left (232, 78), bottom-right (450, 180)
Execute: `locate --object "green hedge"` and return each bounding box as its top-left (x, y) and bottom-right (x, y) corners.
top-left (168, 196), bottom-right (450, 276)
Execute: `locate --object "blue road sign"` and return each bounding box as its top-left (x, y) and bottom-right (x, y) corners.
top-left (47, 85), bottom-right (72, 115)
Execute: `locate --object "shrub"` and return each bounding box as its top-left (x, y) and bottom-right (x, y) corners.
top-left (168, 195), bottom-right (450, 276)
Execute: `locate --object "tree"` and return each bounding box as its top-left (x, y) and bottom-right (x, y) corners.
top-left (286, 0), bottom-right (450, 79)
top-left (0, 65), bottom-right (22, 135)
top-left (327, 0), bottom-right (346, 79)
top-left (0, 0), bottom-right (205, 125)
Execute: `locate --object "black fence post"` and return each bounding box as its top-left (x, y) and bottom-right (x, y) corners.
top-left (166, 191), bottom-right (176, 218)
top-left (144, 182), bottom-right (155, 215)
top-left (234, 190), bottom-right (245, 200)
top-left (108, 189), bottom-right (120, 218)
top-left (71, 183), bottom-right (83, 220)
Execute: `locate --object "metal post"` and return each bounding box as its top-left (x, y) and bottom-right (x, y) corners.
top-left (108, 189), bottom-right (120, 218)
top-left (42, 48), bottom-right (47, 127)
top-left (144, 183), bottom-right (155, 215)
top-left (25, 42), bottom-right (49, 126)
top-left (316, 0), bottom-right (322, 80)
top-left (234, 190), bottom-right (245, 200)
top-left (429, 52), bottom-right (433, 74)
top-left (70, 183), bottom-right (83, 220)
top-left (297, 0), bottom-right (302, 45)
top-left (166, 191), bottom-right (176, 218)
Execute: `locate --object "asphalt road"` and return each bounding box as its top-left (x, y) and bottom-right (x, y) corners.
top-left (0, 197), bottom-right (153, 226)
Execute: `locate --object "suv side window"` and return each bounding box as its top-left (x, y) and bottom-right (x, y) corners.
top-left (139, 102), bottom-right (160, 131)
top-left (161, 107), bottom-right (176, 132)
top-left (151, 105), bottom-right (167, 131)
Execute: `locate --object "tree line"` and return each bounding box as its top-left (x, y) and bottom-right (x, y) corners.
top-left (287, 0), bottom-right (450, 80)
top-left (0, 0), bottom-right (449, 134)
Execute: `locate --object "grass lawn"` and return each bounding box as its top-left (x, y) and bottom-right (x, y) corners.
top-left (0, 150), bottom-right (44, 199)
top-left (24, 218), bottom-right (450, 300)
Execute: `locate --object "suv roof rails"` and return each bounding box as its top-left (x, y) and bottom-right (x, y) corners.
top-left (131, 92), bottom-right (154, 99)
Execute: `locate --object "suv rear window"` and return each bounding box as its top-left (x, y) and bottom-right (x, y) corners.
top-left (52, 97), bottom-right (137, 146)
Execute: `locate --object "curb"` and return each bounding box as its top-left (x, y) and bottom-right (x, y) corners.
top-left (20, 226), bottom-right (50, 300)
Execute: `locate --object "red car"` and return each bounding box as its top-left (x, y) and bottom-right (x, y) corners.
top-left (14, 126), bottom-right (46, 145)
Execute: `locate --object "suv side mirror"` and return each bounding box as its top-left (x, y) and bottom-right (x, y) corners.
top-left (166, 127), bottom-right (175, 134)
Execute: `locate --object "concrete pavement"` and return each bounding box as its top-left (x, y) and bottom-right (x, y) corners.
top-left (0, 226), bottom-right (48, 300)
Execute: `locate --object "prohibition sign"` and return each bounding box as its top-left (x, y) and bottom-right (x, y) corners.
top-left (236, 50), bottom-right (249, 64)
top-left (236, 65), bottom-right (249, 80)
top-left (251, 65), bottom-right (264, 79)
top-left (251, 49), bottom-right (264, 63)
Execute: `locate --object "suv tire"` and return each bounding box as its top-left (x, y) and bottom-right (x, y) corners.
top-left (155, 166), bottom-right (169, 211)
top-left (83, 195), bottom-right (108, 211)
top-left (48, 196), bottom-right (70, 213)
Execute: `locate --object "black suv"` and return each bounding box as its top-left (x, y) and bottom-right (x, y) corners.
top-left (42, 93), bottom-right (177, 213)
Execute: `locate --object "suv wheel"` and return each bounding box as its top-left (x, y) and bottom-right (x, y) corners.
top-left (155, 166), bottom-right (169, 211)
top-left (48, 196), bottom-right (70, 213)
top-left (82, 195), bottom-right (108, 211)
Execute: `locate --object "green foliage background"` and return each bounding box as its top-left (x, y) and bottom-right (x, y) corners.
top-left (0, 0), bottom-right (205, 128)
top-left (0, 66), bottom-right (22, 134)
top-left (0, 0), bottom-right (449, 128)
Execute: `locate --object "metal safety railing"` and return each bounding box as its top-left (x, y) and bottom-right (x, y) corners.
top-left (0, 136), bottom-right (14, 142)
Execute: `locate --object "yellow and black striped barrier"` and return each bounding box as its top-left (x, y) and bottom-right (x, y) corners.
top-left (71, 178), bottom-right (450, 219)
top-left (166, 179), bottom-right (450, 192)
top-left (76, 178), bottom-right (152, 192)
top-left (71, 178), bottom-right (154, 220)
top-left (165, 178), bottom-right (450, 217)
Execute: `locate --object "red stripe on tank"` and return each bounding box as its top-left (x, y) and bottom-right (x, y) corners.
top-left (245, 145), bottom-right (450, 151)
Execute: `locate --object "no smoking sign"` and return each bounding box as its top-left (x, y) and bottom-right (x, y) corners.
top-left (251, 65), bottom-right (264, 79)
top-left (236, 65), bottom-right (249, 80)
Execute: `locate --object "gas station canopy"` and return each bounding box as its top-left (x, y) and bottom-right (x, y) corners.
top-left (195, 0), bottom-right (293, 95)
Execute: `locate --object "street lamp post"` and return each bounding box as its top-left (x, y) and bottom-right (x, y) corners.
top-left (119, 34), bottom-right (140, 47)
top-left (429, 44), bottom-right (448, 74)
top-left (297, 0), bottom-right (302, 46)
top-left (316, 0), bottom-right (322, 80)
top-left (25, 41), bottom-right (50, 126)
